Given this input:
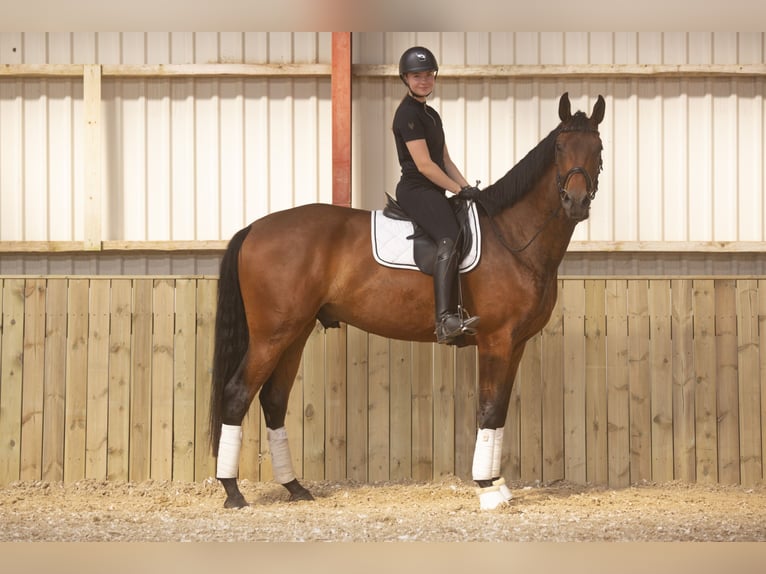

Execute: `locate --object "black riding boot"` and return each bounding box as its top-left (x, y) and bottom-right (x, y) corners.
top-left (433, 237), bottom-right (480, 344)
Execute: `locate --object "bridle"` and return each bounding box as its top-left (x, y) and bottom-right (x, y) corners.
top-left (555, 127), bottom-right (602, 205)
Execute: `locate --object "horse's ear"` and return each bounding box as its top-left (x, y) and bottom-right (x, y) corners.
top-left (558, 92), bottom-right (571, 122)
top-left (591, 95), bottom-right (606, 125)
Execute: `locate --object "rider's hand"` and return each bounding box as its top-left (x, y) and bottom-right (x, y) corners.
top-left (459, 185), bottom-right (481, 200)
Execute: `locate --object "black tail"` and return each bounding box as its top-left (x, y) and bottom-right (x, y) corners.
top-left (209, 224), bottom-right (252, 455)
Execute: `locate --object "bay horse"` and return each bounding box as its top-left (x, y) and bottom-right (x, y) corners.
top-left (209, 92), bottom-right (605, 510)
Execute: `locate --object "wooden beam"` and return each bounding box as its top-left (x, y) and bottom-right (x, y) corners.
top-left (0, 63), bottom-right (331, 78)
top-left (566, 241), bottom-right (766, 253)
top-left (0, 64), bottom-right (83, 77)
top-left (332, 32), bottom-right (352, 208)
top-left (4, 62), bottom-right (766, 80)
top-left (353, 63), bottom-right (766, 79)
top-left (3, 240), bottom-right (766, 255)
top-left (101, 63), bottom-right (332, 78)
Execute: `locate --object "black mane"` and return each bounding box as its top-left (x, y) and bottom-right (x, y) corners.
top-left (476, 111), bottom-right (595, 216)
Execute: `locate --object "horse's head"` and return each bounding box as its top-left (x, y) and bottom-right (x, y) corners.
top-left (555, 92), bottom-right (605, 222)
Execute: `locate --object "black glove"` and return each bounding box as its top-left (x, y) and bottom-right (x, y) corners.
top-left (459, 185), bottom-right (481, 200)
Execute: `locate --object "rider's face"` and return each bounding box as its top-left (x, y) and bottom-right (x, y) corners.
top-left (405, 70), bottom-right (436, 98)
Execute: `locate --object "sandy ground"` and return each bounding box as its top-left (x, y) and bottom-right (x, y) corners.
top-left (1, 476), bottom-right (764, 543)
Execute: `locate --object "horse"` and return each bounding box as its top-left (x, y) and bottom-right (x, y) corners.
top-left (209, 92), bottom-right (605, 510)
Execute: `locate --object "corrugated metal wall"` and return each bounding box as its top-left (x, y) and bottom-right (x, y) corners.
top-left (1, 32), bottom-right (766, 274)
top-left (0, 32), bottom-right (332, 244)
top-left (353, 32), bottom-right (766, 245)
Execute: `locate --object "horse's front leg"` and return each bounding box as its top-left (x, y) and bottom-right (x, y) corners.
top-left (472, 341), bottom-right (525, 509)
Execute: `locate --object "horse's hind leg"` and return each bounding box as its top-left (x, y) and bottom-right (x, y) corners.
top-left (259, 322), bottom-right (316, 502)
top-left (216, 322), bottom-right (315, 508)
top-left (216, 355), bottom-right (259, 509)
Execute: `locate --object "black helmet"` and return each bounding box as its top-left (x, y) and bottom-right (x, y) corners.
top-left (398, 46), bottom-right (438, 85)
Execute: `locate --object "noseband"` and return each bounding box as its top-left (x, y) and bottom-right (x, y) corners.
top-left (556, 166), bottom-right (598, 203)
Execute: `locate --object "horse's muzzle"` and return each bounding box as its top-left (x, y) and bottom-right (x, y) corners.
top-left (560, 190), bottom-right (591, 222)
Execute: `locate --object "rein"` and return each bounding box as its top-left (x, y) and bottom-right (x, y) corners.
top-left (480, 201), bottom-right (562, 254)
top-left (479, 157), bottom-right (599, 255)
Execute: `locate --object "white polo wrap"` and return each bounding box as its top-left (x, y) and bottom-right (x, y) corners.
top-left (216, 424), bottom-right (242, 479)
top-left (471, 428), bottom-right (497, 481)
top-left (267, 426), bottom-right (296, 484)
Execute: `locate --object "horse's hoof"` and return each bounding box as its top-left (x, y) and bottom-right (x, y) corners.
top-left (493, 477), bottom-right (513, 502)
top-left (223, 495), bottom-right (249, 509)
top-left (282, 478), bottom-right (315, 502)
top-left (475, 485), bottom-right (508, 510)
top-left (288, 488), bottom-right (315, 502)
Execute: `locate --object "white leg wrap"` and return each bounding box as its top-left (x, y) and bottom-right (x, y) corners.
top-left (267, 426), bottom-right (296, 484)
top-left (216, 424), bottom-right (242, 479)
top-left (473, 428), bottom-right (509, 509)
top-left (471, 428), bottom-right (496, 481)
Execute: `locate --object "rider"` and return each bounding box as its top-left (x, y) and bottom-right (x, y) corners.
top-left (392, 46), bottom-right (480, 344)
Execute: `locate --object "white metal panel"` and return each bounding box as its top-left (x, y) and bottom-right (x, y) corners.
top-left (662, 80), bottom-right (688, 241)
top-left (712, 79), bottom-right (738, 240)
top-left (194, 79), bottom-right (221, 239)
top-left (609, 81), bottom-right (637, 241)
top-left (687, 79), bottom-right (714, 241)
top-left (219, 79), bottom-right (245, 238)
top-left (23, 80), bottom-right (46, 240)
top-left (243, 80), bottom-right (270, 222)
top-left (637, 80), bottom-right (662, 240)
top-left (146, 79), bottom-right (171, 241)
top-left (170, 79), bottom-right (196, 240)
top-left (0, 80), bottom-right (22, 240)
top-left (738, 79), bottom-right (764, 241)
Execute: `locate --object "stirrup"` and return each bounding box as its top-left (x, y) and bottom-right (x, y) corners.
top-left (459, 311), bottom-right (480, 336)
top-left (435, 312), bottom-right (480, 343)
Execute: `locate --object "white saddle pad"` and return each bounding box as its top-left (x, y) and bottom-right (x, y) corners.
top-left (370, 202), bottom-right (481, 273)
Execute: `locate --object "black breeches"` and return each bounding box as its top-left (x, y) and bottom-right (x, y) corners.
top-left (395, 184), bottom-right (459, 243)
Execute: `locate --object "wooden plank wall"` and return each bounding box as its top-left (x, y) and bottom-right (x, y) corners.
top-left (0, 277), bottom-right (764, 487)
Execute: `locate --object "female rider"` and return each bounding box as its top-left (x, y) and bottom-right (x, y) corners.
top-left (392, 46), bottom-right (480, 344)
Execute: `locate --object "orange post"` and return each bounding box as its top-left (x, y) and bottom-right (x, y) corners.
top-left (332, 32), bottom-right (352, 207)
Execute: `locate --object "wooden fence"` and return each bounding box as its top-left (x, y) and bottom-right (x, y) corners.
top-left (0, 277), bottom-right (764, 487)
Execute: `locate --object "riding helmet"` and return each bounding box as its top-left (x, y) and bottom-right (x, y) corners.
top-left (398, 46), bottom-right (439, 85)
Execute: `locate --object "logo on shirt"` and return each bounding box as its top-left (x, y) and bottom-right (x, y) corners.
top-left (408, 121), bottom-right (415, 130)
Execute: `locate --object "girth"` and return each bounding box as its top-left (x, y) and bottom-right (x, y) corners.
top-left (382, 194), bottom-right (474, 276)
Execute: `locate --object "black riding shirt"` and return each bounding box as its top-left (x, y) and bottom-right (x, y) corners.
top-left (391, 94), bottom-right (458, 242)
top-left (392, 94), bottom-right (447, 194)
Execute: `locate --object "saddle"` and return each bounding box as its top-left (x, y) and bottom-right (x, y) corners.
top-left (381, 194), bottom-right (475, 276)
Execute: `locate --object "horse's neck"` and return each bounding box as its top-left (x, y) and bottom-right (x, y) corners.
top-left (494, 174), bottom-right (576, 275)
